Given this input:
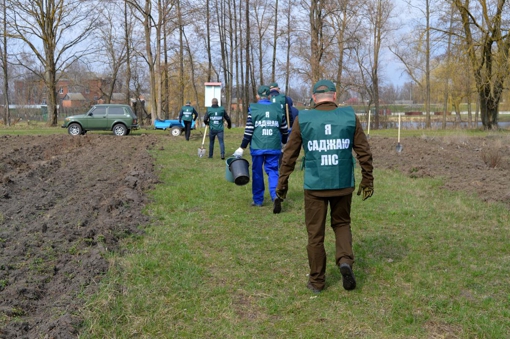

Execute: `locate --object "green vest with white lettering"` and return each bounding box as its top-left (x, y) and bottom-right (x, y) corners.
top-left (271, 93), bottom-right (286, 112)
top-left (299, 106), bottom-right (356, 190)
top-left (181, 106), bottom-right (194, 121)
top-left (206, 106), bottom-right (226, 132)
top-left (250, 103), bottom-right (282, 150)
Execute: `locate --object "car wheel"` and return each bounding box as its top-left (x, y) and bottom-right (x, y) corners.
top-left (68, 123), bottom-right (82, 136)
top-left (171, 127), bottom-right (182, 136)
top-left (113, 124), bottom-right (128, 136)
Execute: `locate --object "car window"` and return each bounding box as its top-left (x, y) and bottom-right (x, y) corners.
top-left (92, 107), bottom-right (107, 115)
top-left (125, 107), bottom-right (136, 117)
top-left (109, 106), bottom-right (126, 116)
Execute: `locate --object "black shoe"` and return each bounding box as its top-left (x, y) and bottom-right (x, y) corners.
top-left (339, 263), bottom-right (356, 290)
top-left (221, 155), bottom-right (225, 160)
top-left (306, 281), bottom-right (322, 294)
top-left (273, 197), bottom-right (282, 214)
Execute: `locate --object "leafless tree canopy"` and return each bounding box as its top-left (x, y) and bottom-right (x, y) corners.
top-left (0, 0), bottom-right (509, 129)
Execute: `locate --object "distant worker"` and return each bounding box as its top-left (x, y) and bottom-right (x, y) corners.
top-left (204, 98), bottom-right (232, 160)
top-left (269, 82), bottom-right (294, 127)
top-left (179, 101), bottom-right (198, 141)
top-left (288, 96), bottom-right (299, 131)
top-left (234, 85), bottom-right (289, 207)
top-left (274, 79), bottom-right (374, 294)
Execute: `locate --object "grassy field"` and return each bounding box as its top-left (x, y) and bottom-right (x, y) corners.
top-left (30, 128), bottom-right (504, 339)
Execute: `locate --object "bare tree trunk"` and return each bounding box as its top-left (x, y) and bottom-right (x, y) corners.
top-left (206, 0), bottom-right (212, 81)
top-left (216, 0), bottom-right (227, 88)
top-left (233, 0), bottom-right (241, 124)
top-left (425, 0), bottom-right (431, 128)
top-left (309, 1), bottom-right (324, 82)
top-left (178, 0), bottom-right (184, 108)
top-left (238, 0), bottom-right (246, 126)
top-left (227, 0), bottom-right (234, 112)
top-left (442, 3), bottom-right (454, 129)
top-left (244, 0), bottom-right (250, 121)
top-left (162, 0), bottom-right (169, 119)
top-left (2, 0), bottom-right (10, 126)
top-left (372, 0), bottom-right (383, 130)
top-left (271, 0), bottom-right (278, 81)
top-left (284, 0), bottom-right (292, 94)
top-left (334, 0), bottom-right (348, 97)
top-left (124, 0), bottom-right (132, 107)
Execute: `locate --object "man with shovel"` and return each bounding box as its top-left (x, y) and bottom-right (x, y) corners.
top-left (274, 79), bottom-right (374, 293)
top-left (204, 98), bottom-right (231, 159)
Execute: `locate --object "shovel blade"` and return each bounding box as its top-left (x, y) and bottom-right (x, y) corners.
top-left (198, 147), bottom-right (206, 157)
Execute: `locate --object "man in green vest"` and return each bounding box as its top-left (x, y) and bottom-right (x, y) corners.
top-left (204, 98), bottom-right (232, 159)
top-left (234, 85), bottom-right (289, 206)
top-left (269, 82), bottom-right (293, 128)
top-left (178, 101), bottom-right (198, 141)
top-left (274, 79), bottom-right (374, 293)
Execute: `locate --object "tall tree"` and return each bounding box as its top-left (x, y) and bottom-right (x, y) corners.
top-left (1, 0), bottom-right (10, 126)
top-left (9, 0), bottom-right (98, 126)
top-left (309, 0), bottom-right (325, 83)
top-left (453, 0), bottom-right (510, 129)
top-left (271, 0), bottom-right (279, 81)
top-left (96, 1), bottom-right (129, 103)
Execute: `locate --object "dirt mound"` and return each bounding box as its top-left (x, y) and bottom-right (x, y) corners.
top-left (370, 134), bottom-right (510, 207)
top-left (0, 134), bottom-right (160, 338)
top-left (0, 133), bottom-right (508, 338)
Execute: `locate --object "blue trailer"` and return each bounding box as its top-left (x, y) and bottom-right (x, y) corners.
top-left (154, 119), bottom-right (196, 136)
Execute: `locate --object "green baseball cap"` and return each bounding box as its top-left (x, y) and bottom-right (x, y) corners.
top-left (269, 82), bottom-right (279, 89)
top-left (257, 85), bottom-right (270, 97)
top-left (313, 80), bottom-right (336, 94)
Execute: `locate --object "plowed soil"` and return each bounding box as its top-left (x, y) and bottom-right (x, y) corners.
top-left (0, 132), bottom-right (509, 338)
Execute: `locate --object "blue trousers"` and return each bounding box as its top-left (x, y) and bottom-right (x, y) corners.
top-left (208, 130), bottom-right (225, 157)
top-left (251, 153), bottom-right (280, 205)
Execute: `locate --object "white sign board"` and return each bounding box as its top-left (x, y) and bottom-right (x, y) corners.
top-left (204, 82), bottom-right (222, 107)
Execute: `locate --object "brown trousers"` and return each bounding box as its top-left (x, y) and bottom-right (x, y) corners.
top-left (304, 190), bottom-right (354, 290)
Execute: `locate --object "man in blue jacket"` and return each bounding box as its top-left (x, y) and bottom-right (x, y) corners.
top-left (234, 85), bottom-right (289, 207)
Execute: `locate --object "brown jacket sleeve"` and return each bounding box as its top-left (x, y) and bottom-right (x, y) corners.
top-left (353, 115), bottom-right (374, 187)
top-left (277, 116), bottom-right (303, 191)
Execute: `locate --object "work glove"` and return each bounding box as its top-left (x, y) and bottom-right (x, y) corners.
top-left (276, 187), bottom-right (287, 201)
top-left (357, 184), bottom-right (374, 201)
top-left (233, 147), bottom-right (244, 157)
top-left (281, 143), bottom-right (286, 150)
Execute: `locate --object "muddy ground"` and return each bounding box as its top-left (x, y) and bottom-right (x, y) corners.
top-left (0, 133), bottom-right (509, 338)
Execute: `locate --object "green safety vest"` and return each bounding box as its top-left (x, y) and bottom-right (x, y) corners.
top-left (271, 93), bottom-right (287, 112)
top-left (181, 106), bottom-right (194, 121)
top-left (206, 106), bottom-right (226, 131)
top-left (299, 106), bottom-right (356, 190)
top-left (250, 103), bottom-right (283, 150)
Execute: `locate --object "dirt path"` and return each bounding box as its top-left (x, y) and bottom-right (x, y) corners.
top-left (0, 133), bottom-right (508, 338)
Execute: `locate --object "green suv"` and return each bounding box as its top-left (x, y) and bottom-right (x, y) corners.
top-left (62, 104), bottom-right (139, 136)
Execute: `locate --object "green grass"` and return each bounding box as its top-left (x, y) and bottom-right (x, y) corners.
top-left (74, 129), bottom-right (510, 339)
